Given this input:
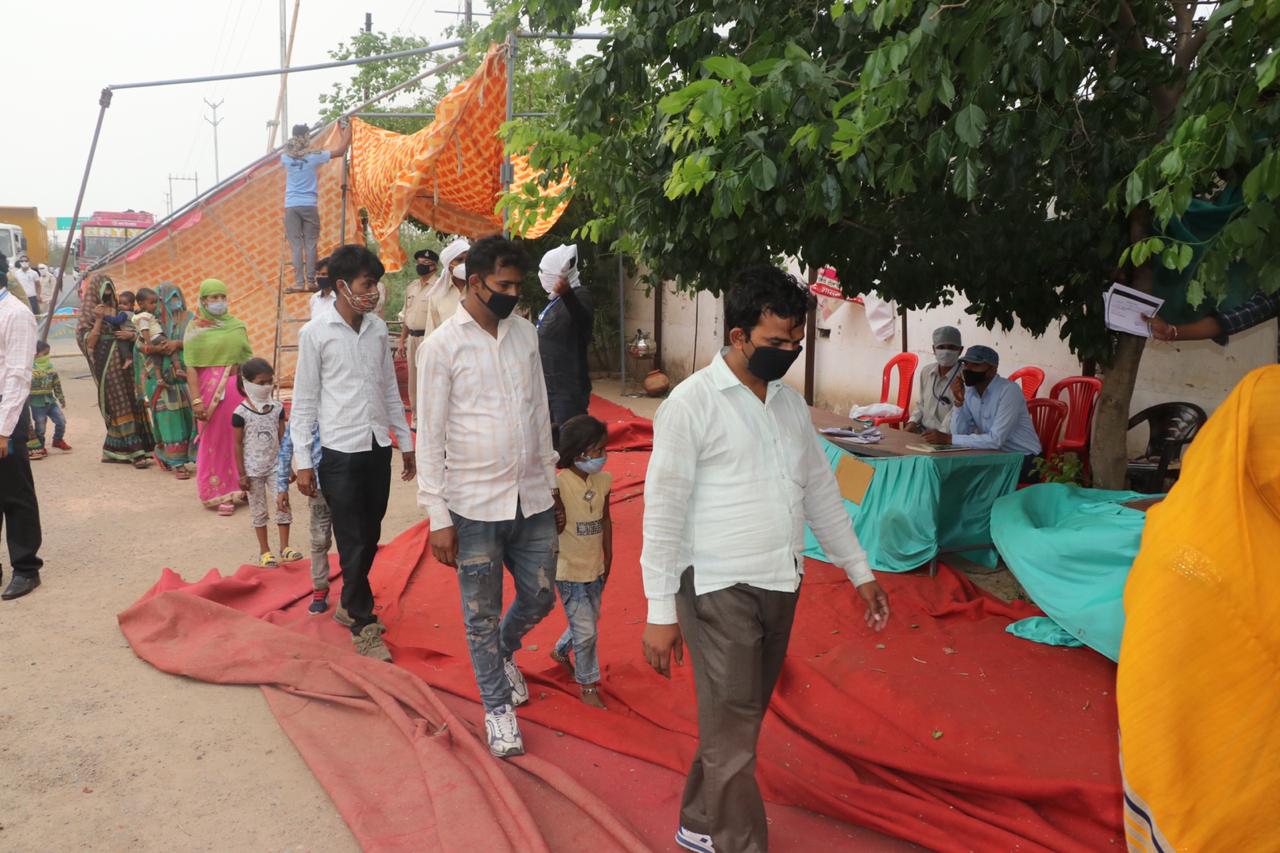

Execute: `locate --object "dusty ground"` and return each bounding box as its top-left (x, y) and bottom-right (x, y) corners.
top-left (0, 348), bottom-right (1014, 851)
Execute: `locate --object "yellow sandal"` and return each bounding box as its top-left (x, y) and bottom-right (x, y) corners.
top-left (259, 552), bottom-right (279, 568)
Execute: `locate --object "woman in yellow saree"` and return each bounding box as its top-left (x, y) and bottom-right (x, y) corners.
top-left (1118, 365), bottom-right (1280, 851)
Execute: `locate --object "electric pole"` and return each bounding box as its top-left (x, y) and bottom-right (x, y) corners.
top-left (168, 173), bottom-right (200, 210)
top-left (364, 12), bottom-right (372, 33)
top-left (465, 1), bottom-right (472, 29)
top-left (204, 99), bottom-right (224, 184)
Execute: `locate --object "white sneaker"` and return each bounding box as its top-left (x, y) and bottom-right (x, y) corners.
top-left (485, 704), bottom-right (525, 758)
top-left (675, 827), bottom-right (715, 853)
top-left (504, 657), bottom-right (529, 706)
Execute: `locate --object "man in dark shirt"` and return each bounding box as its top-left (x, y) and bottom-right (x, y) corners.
top-left (537, 245), bottom-right (594, 426)
top-left (1147, 289), bottom-right (1279, 349)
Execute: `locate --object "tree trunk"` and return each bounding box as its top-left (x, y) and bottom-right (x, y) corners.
top-left (1092, 204), bottom-right (1156, 488)
top-left (1091, 334), bottom-right (1145, 488)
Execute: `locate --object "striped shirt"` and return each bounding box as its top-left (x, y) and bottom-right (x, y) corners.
top-left (0, 289), bottom-right (37, 437)
top-left (415, 304), bottom-right (558, 529)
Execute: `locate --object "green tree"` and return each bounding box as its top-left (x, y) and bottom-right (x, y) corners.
top-left (503, 0), bottom-right (1280, 487)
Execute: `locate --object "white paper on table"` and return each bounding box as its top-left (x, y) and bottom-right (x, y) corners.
top-left (1104, 283), bottom-right (1164, 338)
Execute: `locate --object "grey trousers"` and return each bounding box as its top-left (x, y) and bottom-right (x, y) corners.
top-left (676, 567), bottom-right (799, 853)
top-left (309, 493), bottom-right (333, 589)
top-left (284, 205), bottom-right (321, 287)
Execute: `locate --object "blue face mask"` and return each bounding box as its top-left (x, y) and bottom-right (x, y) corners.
top-left (575, 453), bottom-right (607, 475)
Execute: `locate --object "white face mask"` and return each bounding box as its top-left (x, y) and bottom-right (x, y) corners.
top-left (245, 382), bottom-right (274, 406)
top-left (934, 348), bottom-right (960, 369)
top-left (205, 299), bottom-right (228, 316)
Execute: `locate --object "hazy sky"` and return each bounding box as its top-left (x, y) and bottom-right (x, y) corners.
top-left (3, 1), bottom-right (472, 225)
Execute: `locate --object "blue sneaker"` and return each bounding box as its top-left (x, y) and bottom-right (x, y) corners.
top-left (308, 589), bottom-right (329, 615)
top-left (485, 704), bottom-right (525, 758)
top-left (675, 827), bottom-right (715, 853)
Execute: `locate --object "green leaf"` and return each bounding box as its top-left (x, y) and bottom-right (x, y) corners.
top-left (1178, 243), bottom-right (1195, 271)
top-left (1186, 278), bottom-right (1206, 308)
top-left (1030, 2), bottom-right (1051, 27)
top-left (1131, 240), bottom-right (1149, 267)
top-left (954, 103), bottom-right (988, 148)
top-left (1124, 172), bottom-right (1145, 211)
top-left (1159, 149), bottom-right (1184, 179)
top-left (703, 56), bottom-right (752, 83)
top-left (831, 2), bottom-right (845, 20)
top-left (1257, 51), bottom-right (1280, 91)
top-left (937, 74), bottom-right (955, 107)
top-left (749, 156), bottom-right (778, 191)
top-left (951, 156), bottom-right (980, 200)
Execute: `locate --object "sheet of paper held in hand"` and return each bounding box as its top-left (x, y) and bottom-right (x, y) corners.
top-left (1104, 283), bottom-right (1164, 338)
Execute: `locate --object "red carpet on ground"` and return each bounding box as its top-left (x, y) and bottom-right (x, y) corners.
top-left (120, 396), bottom-right (1123, 852)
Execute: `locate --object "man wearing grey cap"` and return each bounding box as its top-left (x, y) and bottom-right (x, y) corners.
top-left (906, 325), bottom-right (963, 434)
top-left (925, 345), bottom-right (1041, 478)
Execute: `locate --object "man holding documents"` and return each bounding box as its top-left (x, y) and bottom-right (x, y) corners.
top-left (1145, 289), bottom-right (1278, 349)
top-left (924, 345), bottom-right (1041, 479)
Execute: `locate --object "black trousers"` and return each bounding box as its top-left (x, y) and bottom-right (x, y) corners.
top-left (318, 439), bottom-right (392, 635)
top-left (1, 404), bottom-right (44, 578)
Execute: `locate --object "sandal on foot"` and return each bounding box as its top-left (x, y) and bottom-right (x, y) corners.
top-left (133, 458), bottom-right (151, 470)
top-left (279, 546), bottom-right (304, 562)
top-left (174, 466), bottom-right (191, 480)
top-left (580, 685), bottom-right (607, 710)
top-left (217, 502), bottom-right (236, 517)
top-left (259, 551), bottom-right (280, 568)
top-left (550, 647), bottom-right (575, 677)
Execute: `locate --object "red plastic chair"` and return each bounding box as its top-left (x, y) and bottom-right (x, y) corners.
top-left (1027, 398), bottom-right (1069, 457)
top-left (1008, 366), bottom-right (1045, 400)
top-left (1051, 376), bottom-right (1103, 458)
top-left (872, 352), bottom-right (919, 429)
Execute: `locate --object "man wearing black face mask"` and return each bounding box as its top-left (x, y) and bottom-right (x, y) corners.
top-left (416, 235), bottom-right (565, 759)
top-left (641, 266), bottom-right (889, 853)
top-left (924, 345), bottom-right (1042, 479)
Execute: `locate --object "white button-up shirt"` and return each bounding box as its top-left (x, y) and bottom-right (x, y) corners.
top-left (415, 305), bottom-right (558, 529)
top-left (641, 350), bottom-right (874, 624)
top-left (0, 289), bottom-right (36, 437)
top-left (290, 302), bottom-right (411, 464)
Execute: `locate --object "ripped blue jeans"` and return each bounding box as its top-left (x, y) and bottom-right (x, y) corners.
top-left (554, 578), bottom-right (604, 685)
top-left (451, 504), bottom-right (559, 711)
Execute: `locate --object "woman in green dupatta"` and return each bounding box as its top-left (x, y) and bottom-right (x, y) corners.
top-left (135, 283), bottom-right (198, 479)
top-left (184, 279), bottom-right (255, 513)
top-left (76, 275), bottom-right (156, 467)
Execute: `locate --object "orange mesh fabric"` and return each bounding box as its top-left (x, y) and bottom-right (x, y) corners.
top-left (350, 44), bottom-right (570, 271)
top-left (95, 124), bottom-right (351, 389)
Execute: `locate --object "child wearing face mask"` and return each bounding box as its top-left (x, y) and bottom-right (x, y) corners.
top-left (231, 358), bottom-right (302, 567)
top-left (548, 414), bottom-right (614, 709)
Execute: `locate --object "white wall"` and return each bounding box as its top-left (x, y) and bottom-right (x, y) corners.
top-left (627, 281), bottom-right (1276, 453)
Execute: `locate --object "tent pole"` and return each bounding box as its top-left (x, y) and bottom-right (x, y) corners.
top-left (337, 53), bottom-right (467, 122)
top-left (40, 88), bottom-right (111, 342)
top-left (107, 39), bottom-right (466, 91)
top-left (502, 31), bottom-right (517, 238)
top-left (618, 251), bottom-right (626, 393)
top-left (340, 153), bottom-right (350, 244)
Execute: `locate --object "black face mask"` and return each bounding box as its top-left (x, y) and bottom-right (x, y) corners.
top-left (479, 280), bottom-right (519, 320)
top-left (315, 275), bottom-right (331, 291)
top-left (962, 369), bottom-right (988, 387)
top-left (416, 263), bottom-right (435, 276)
top-left (744, 340), bottom-right (802, 382)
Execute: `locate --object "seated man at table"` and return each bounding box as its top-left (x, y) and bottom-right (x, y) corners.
top-left (924, 345), bottom-right (1041, 479)
top-left (905, 325), bottom-right (963, 434)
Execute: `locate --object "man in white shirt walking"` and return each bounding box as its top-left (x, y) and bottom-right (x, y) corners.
top-left (416, 235), bottom-right (565, 759)
top-left (0, 278), bottom-right (44, 600)
top-left (291, 244), bottom-right (415, 661)
top-left (641, 266), bottom-right (890, 853)
top-left (13, 257), bottom-right (40, 315)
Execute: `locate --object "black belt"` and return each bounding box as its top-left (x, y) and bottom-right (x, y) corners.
top-left (407, 329), bottom-right (425, 337)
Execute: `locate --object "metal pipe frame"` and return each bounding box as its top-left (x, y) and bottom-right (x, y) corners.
top-left (516, 31), bottom-right (611, 40)
top-left (107, 39), bottom-right (466, 91)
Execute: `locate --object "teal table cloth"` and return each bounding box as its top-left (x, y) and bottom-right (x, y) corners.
top-left (804, 438), bottom-right (1022, 572)
top-left (990, 484), bottom-right (1152, 661)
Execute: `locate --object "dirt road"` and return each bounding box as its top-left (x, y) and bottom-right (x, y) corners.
top-left (0, 346), bottom-right (421, 851)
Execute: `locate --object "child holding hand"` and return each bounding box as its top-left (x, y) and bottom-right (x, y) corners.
top-left (548, 415), bottom-right (613, 709)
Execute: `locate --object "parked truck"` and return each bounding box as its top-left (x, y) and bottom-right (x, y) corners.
top-left (0, 206), bottom-right (50, 265)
